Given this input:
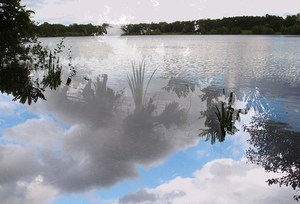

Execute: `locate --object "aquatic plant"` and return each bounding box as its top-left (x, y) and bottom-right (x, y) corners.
top-left (199, 90), bottom-right (247, 144)
top-left (127, 61), bottom-right (156, 112)
top-left (214, 92), bottom-right (241, 141)
top-left (125, 61), bottom-right (187, 131)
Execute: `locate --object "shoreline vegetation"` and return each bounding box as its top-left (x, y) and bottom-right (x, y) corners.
top-left (34, 13), bottom-right (300, 37)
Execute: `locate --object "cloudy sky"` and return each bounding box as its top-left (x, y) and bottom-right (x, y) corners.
top-left (0, 91), bottom-right (295, 204)
top-left (22, 0), bottom-right (300, 24)
top-left (1, 67), bottom-right (298, 204)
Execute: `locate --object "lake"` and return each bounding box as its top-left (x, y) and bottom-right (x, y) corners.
top-left (1, 35), bottom-right (300, 203)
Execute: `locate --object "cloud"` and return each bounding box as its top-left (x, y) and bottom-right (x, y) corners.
top-left (115, 158), bottom-right (296, 204)
top-left (1, 74), bottom-right (199, 200)
top-left (0, 95), bottom-right (19, 117)
top-left (119, 188), bottom-right (186, 204)
top-left (37, 85), bottom-right (196, 192)
top-left (0, 118), bottom-right (62, 203)
top-left (23, 0), bottom-right (300, 24)
top-left (119, 189), bottom-right (157, 204)
top-left (0, 143), bottom-right (57, 204)
top-left (0, 175), bottom-right (57, 204)
top-left (22, 0), bottom-right (47, 8)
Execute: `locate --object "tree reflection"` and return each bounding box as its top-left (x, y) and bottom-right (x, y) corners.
top-left (162, 77), bottom-right (249, 144)
top-left (196, 84), bottom-right (300, 201)
top-left (246, 119), bottom-right (300, 201)
top-left (50, 74), bottom-right (123, 127)
top-left (163, 77), bottom-right (196, 98)
top-left (199, 89), bottom-right (247, 144)
top-left (125, 62), bottom-right (187, 131)
top-left (0, 62), bottom-right (45, 104)
top-left (0, 43), bottom-right (74, 105)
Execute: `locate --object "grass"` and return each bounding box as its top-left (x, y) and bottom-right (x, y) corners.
top-left (127, 61), bottom-right (156, 112)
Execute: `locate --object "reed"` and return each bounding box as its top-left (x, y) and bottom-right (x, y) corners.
top-left (127, 61), bottom-right (156, 111)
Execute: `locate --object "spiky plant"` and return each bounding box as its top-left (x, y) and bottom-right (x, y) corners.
top-left (215, 92), bottom-right (241, 141)
top-left (127, 61), bottom-right (156, 112)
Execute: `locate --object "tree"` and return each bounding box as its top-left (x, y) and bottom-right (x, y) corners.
top-left (246, 119), bottom-right (300, 201)
top-left (0, 0), bottom-right (74, 104)
top-left (0, 0), bottom-right (34, 63)
top-left (252, 25), bottom-right (275, 34)
top-left (230, 26), bottom-right (242, 34)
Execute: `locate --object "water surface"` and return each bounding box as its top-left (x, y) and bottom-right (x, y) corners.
top-left (1, 35), bottom-right (300, 203)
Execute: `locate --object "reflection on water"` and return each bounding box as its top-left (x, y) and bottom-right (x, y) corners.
top-left (0, 62), bottom-right (46, 104)
top-left (55, 74), bottom-right (123, 127)
top-left (246, 119), bottom-right (300, 201)
top-left (1, 36), bottom-right (300, 202)
top-left (199, 90), bottom-right (248, 144)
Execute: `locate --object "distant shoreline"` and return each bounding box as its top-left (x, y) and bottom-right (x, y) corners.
top-left (38, 33), bottom-right (296, 38)
top-left (35, 13), bottom-right (300, 37)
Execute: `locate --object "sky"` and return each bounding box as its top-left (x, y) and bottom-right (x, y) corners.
top-left (22, 0), bottom-right (300, 25)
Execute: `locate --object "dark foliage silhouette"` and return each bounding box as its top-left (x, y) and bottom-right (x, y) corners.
top-left (246, 119), bottom-right (300, 201)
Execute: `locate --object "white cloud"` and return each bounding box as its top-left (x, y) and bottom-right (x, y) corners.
top-left (4, 117), bottom-right (65, 149)
top-left (0, 95), bottom-right (16, 117)
top-left (116, 158), bottom-right (296, 204)
top-left (0, 77), bottom-right (198, 197)
top-left (0, 94), bottom-right (25, 118)
top-left (0, 169), bottom-right (57, 204)
top-left (17, 176), bottom-right (58, 204)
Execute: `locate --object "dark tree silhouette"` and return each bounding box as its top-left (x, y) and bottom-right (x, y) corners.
top-left (35, 22), bottom-right (108, 37)
top-left (246, 119), bottom-right (300, 201)
top-left (0, 0), bottom-right (75, 104)
top-left (0, 0), bottom-right (34, 63)
top-left (121, 14), bottom-right (300, 35)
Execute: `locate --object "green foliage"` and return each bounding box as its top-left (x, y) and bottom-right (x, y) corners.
top-left (35, 23), bottom-right (108, 37)
top-left (0, 1), bottom-right (76, 104)
top-left (230, 27), bottom-right (242, 34)
top-left (282, 24), bottom-right (300, 34)
top-left (0, 0), bottom-right (34, 63)
top-left (121, 14), bottom-right (300, 35)
top-left (252, 25), bottom-right (275, 34)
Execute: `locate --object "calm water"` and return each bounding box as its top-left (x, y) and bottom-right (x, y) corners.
top-left (2, 35), bottom-right (300, 203)
top-left (41, 35), bottom-right (300, 128)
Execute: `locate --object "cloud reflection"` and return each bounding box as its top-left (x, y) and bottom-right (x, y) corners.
top-left (1, 71), bottom-right (199, 199)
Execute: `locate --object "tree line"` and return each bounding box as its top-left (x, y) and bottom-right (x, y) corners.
top-left (121, 14), bottom-right (300, 35)
top-left (33, 14), bottom-right (300, 37)
top-left (34, 23), bottom-right (109, 37)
